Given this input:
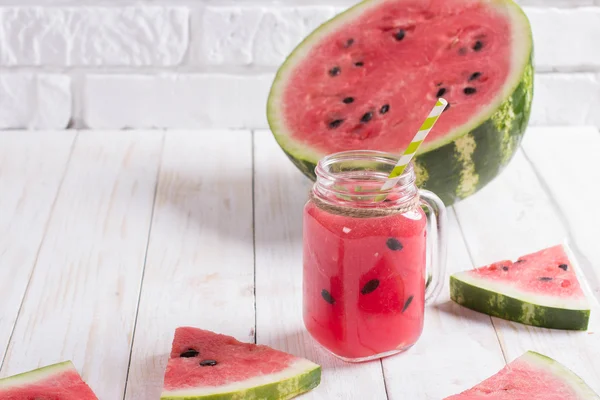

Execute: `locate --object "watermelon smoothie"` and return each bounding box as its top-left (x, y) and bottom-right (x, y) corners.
top-left (302, 151), bottom-right (447, 361)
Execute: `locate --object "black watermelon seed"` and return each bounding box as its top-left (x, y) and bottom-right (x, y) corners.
top-left (329, 119), bottom-right (344, 129)
top-left (469, 72), bottom-right (482, 81)
top-left (436, 88), bottom-right (447, 97)
top-left (443, 103), bottom-right (451, 112)
top-left (394, 29), bottom-right (406, 41)
top-left (199, 359), bottom-right (218, 366)
top-left (402, 295), bottom-right (414, 313)
top-left (329, 66), bottom-right (341, 77)
top-left (559, 264), bottom-right (569, 271)
top-left (473, 41), bottom-right (483, 51)
top-left (386, 238), bottom-right (403, 251)
top-left (180, 349), bottom-right (199, 358)
top-left (321, 289), bottom-right (335, 305)
top-left (354, 61), bottom-right (364, 67)
top-left (343, 97), bottom-right (354, 104)
top-left (502, 266), bottom-right (509, 271)
top-left (345, 38), bottom-right (355, 48)
top-left (361, 279), bottom-right (380, 295)
top-left (380, 104), bottom-right (390, 114)
top-left (515, 259), bottom-right (526, 264)
top-left (458, 47), bottom-right (468, 55)
top-left (539, 277), bottom-right (553, 282)
top-left (463, 87), bottom-right (477, 95)
top-left (361, 112), bottom-right (373, 123)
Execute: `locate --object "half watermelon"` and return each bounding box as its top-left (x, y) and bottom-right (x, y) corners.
top-left (161, 327), bottom-right (321, 400)
top-left (444, 351), bottom-right (599, 399)
top-left (450, 244), bottom-right (591, 330)
top-left (267, 0), bottom-right (533, 204)
top-left (0, 361), bottom-right (98, 399)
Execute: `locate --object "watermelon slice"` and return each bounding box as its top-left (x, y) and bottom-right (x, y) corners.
top-left (267, 0), bottom-right (533, 205)
top-left (161, 327), bottom-right (321, 400)
top-left (444, 351), bottom-right (599, 399)
top-left (0, 361), bottom-right (98, 399)
top-left (450, 244), bottom-right (591, 330)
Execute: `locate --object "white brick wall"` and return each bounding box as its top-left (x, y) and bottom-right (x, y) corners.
top-left (0, 0), bottom-right (599, 130)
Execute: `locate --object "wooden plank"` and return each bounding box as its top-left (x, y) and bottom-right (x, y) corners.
top-left (124, 131), bottom-right (255, 400)
top-left (455, 152), bottom-right (565, 264)
top-left (383, 209), bottom-right (505, 399)
top-left (0, 131), bottom-right (75, 365)
top-left (454, 145), bottom-right (600, 393)
top-left (253, 131), bottom-right (388, 399)
top-left (521, 126), bottom-right (600, 300)
top-left (0, 131), bottom-right (163, 400)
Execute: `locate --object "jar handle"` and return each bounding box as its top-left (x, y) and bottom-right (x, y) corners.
top-left (419, 189), bottom-right (448, 305)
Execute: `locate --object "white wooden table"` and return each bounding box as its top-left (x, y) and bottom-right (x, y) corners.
top-left (0, 127), bottom-right (599, 399)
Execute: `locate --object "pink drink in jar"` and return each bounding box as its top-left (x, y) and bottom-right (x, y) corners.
top-left (303, 151), bottom-right (447, 362)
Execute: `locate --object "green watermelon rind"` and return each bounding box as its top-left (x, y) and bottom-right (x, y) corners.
top-left (449, 274), bottom-right (591, 331)
top-left (267, 0), bottom-right (534, 205)
top-left (160, 359), bottom-right (321, 400)
top-left (520, 351), bottom-right (600, 399)
top-left (0, 361), bottom-right (75, 389)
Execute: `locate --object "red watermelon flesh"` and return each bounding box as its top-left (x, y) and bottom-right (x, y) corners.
top-left (161, 327), bottom-right (321, 399)
top-left (444, 351), bottom-right (599, 399)
top-left (303, 199), bottom-right (426, 359)
top-left (468, 245), bottom-right (587, 301)
top-left (279, 0), bottom-right (514, 154)
top-left (0, 361), bottom-right (98, 400)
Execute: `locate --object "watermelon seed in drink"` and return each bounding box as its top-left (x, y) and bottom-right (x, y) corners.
top-left (321, 289), bottom-right (335, 305)
top-left (402, 295), bottom-right (414, 313)
top-left (386, 238), bottom-right (403, 251)
top-left (360, 279), bottom-right (380, 295)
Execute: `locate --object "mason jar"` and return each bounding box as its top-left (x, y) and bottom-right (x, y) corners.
top-left (302, 150), bottom-right (447, 362)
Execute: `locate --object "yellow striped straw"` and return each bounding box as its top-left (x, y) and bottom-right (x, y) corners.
top-left (380, 98), bottom-right (448, 192)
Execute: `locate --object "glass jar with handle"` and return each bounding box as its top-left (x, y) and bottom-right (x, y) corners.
top-left (303, 150), bottom-right (447, 362)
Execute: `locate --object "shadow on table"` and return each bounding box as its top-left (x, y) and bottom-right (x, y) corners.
top-left (266, 328), bottom-right (375, 372)
top-left (432, 300), bottom-right (502, 326)
top-left (153, 166), bottom-right (311, 246)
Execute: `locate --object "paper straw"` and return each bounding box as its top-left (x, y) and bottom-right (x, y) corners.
top-left (380, 98), bottom-right (448, 192)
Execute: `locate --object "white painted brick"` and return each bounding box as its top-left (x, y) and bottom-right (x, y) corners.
top-left (199, 6), bottom-right (337, 66)
top-left (201, 7), bottom-right (263, 65)
top-left (83, 74), bottom-right (274, 129)
top-left (530, 73), bottom-right (600, 127)
top-left (0, 7), bottom-right (188, 66)
top-left (0, 74), bottom-right (71, 130)
top-left (526, 8), bottom-right (600, 71)
top-left (252, 7), bottom-right (337, 66)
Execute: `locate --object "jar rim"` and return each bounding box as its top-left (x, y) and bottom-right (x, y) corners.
top-left (313, 150), bottom-right (418, 209)
top-left (316, 150), bottom-right (415, 186)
